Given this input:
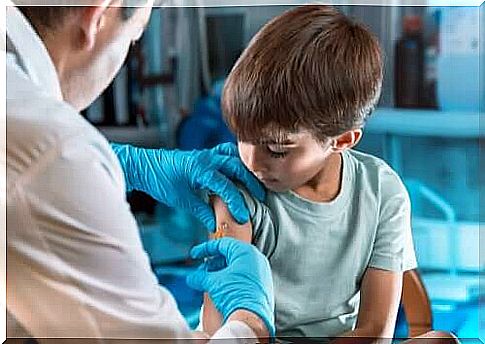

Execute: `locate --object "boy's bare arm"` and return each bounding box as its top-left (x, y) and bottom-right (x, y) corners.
top-left (330, 268), bottom-right (402, 344)
top-left (202, 195), bottom-right (253, 336)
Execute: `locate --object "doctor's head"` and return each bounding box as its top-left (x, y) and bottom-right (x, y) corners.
top-left (17, 0), bottom-right (154, 111)
top-left (221, 5), bottom-right (383, 192)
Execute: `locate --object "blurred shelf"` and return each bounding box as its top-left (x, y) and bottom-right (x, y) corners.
top-left (412, 218), bottom-right (483, 272)
top-left (366, 108), bottom-right (485, 138)
top-left (421, 273), bottom-right (480, 303)
top-left (98, 126), bottom-right (165, 148)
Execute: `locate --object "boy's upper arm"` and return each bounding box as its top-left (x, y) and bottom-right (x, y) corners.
top-left (208, 187), bottom-right (277, 258)
top-left (210, 195), bottom-right (252, 242)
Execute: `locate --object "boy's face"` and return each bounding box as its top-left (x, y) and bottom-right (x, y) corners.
top-left (238, 130), bottom-right (335, 192)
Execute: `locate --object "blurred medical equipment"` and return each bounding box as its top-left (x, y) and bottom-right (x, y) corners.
top-left (176, 80), bottom-right (236, 150)
top-left (364, 108), bottom-right (483, 339)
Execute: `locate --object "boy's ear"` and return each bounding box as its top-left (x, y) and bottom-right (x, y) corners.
top-left (77, 1), bottom-right (111, 51)
top-left (331, 129), bottom-right (363, 152)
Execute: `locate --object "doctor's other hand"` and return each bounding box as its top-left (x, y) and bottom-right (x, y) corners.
top-left (110, 143), bottom-right (265, 231)
top-left (186, 238), bottom-right (275, 338)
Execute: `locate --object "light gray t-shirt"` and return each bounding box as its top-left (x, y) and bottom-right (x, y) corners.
top-left (241, 149), bottom-right (417, 338)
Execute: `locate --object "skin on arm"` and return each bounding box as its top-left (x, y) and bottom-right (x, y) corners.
top-left (331, 267), bottom-right (403, 344)
top-left (202, 195), bottom-right (253, 336)
top-left (193, 310), bottom-right (270, 342)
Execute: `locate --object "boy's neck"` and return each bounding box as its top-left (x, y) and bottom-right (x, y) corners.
top-left (293, 152), bottom-right (343, 203)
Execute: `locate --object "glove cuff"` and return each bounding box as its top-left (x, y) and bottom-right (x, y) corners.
top-left (224, 302), bottom-right (276, 339)
top-left (111, 143), bottom-right (136, 192)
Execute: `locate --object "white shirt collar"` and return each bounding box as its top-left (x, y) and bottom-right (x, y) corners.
top-left (6, 1), bottom-right (63, 101)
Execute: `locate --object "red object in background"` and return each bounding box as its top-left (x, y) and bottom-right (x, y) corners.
top-left (403, 15), bottom-right (423, 34)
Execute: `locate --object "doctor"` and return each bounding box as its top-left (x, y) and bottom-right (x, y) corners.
top-left (6, 0), bottom-right (274, 341)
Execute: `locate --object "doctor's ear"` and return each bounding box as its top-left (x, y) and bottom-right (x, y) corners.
top-left (330, 129), bottom-right (363, 152)
top-left (77, 3), bottom-right (110, 51)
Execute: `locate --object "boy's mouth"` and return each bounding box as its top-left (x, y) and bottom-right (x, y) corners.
top-left (259, 177), bottom-right (279, 185)
top-left (252, 171), bottom-right (279, 185)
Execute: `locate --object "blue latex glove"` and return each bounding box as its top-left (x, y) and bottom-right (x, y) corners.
top-left (111, 143), bottom-right (265, 231)
top-left (186, 238), bottom-right (275, 338)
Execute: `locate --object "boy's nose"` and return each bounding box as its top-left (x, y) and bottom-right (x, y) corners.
top-left (245, 149), bottom-right (268, 175)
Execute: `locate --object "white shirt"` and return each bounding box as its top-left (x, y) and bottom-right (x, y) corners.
top-left (5, 4), bottom-right (257, 341)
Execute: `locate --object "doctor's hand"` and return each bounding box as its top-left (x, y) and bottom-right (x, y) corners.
top-left (110, 143), bottom-right (265, 231)
top-left (186, 238), bottom-right (275, 338)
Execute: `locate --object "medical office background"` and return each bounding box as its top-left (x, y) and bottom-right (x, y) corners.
top-left (81, 2), bottom-right (484, 340)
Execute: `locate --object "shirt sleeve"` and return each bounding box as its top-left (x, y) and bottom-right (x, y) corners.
top-left (238, 187), bottom-right (278, 260)
top-left (7, 132), bottom-right (193, 339)
top-left (368, 167), bottom-right (418, 272)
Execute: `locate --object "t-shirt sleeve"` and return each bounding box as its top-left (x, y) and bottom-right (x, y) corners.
top-left (369, 167), bottom-right (418, 272)
top-left (238, 187), bottom-right (278, 259)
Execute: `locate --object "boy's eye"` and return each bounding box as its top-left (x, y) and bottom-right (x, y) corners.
top-left (266, 145), bottom-right (288, 158)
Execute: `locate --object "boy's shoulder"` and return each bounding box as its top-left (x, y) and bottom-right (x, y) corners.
top-left (347, 149), bottom-right (399, 176)
top-left (346, 149), bottom-right (408, 198)
top-left (346, 149), bottom-right (391, 169)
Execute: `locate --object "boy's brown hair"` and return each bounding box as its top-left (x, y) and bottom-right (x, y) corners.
top-left (222, 5), bottom-right (383, 143)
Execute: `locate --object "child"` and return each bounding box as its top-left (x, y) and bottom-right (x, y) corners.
top-left (201, 5), bottom-right (417, 340)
